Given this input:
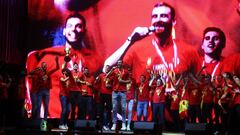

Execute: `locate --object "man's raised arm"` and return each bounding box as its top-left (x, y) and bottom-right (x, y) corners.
top-left (103, 27), bottom-right (151, 72)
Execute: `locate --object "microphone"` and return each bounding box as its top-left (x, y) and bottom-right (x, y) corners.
top-left (129, 26), bottom-right (155, 42)
top-left (148, 26), bottom-right (156, 33)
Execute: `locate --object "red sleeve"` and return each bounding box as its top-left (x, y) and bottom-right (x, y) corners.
top-left (222, 53), bottom-right (240, 75)
top-left (176, 40), bottom-right (201, 75)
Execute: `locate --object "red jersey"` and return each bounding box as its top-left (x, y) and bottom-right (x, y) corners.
top-left (112, 68), bottom-right (129, 92)
top-left (137, 82), bottom-right (150, 101)
top-left (229, 84), bottom-right (240, 107)
top-left (199, 57), bottom-right (224, 78)
top-left (178, 82), bottom-right (189, 101)
top-left (149, 79), bottom-right (157, 101)
top-left (232, 93), bottom-right (240, 106)
top-left (222, 54), bottom-right (240, 75)
top-left (34, 68), bottom-right (54, 90)
top-left (97, 72), bottom-right (113, 95)
top-left (126, 78), bottom-right (136, 101)
top-left (221, 80), bottom-right (234, 104)
top-left (213, 79), bottom-right (224, 104)
top-left (202, 83), bottom-right (214, 103)
top-left (188, 81), bottom-right (201, 105)
top-left (123, 36), bottom-right (200, 81)
top-left (221, 54), bottom-right (240, 106)
top-left (170, 91), bottom-right (180, 110)
top-left (69, 70), bottom-right (81, 92)
top-left (59, 76), bottom-right (70, 97)
top-left (79, 74), bottom-right (95, 96)
top-left (152, 85), bottom-right (166, 103)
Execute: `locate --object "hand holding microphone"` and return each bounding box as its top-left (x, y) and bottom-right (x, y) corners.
top-left (148, 26), bottom-right (156, 33)
top-left (128, 26), bottom-right (155, 43)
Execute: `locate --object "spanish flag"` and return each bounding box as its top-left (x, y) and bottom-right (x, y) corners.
top-left (179, 100), bottom-right (188, 119)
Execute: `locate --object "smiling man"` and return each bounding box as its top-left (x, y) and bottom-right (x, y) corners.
top-left (103, 2), bottom-right (200, 80)
top-left (26, 13), bottom-right (102, 121)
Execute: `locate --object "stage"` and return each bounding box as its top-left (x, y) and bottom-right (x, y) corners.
top-left (0, 118), bottom-right (220, 135)
top-left (0, 118), bottom-right (187, 135)
top-left (3, 128), bottom-right (185, 135)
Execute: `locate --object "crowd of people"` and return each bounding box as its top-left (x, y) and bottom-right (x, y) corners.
top-left (0, 65), bottom-right (27, 128)
top-left (21, 1), bottom-right (240, 135)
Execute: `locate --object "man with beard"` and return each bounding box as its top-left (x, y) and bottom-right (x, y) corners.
top-left (103, 2), bottom-right (200, 82)
top-left (103, 3), bottom-right (200, 131)
top-left (26, 13), bottom-right (102, 119)
top-left (111, 60), bottom-right (130, 131)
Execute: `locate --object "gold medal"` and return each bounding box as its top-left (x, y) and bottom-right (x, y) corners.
top-left (139, 86), bottom-right (143, 95)
top-left (156, 89), bottom-right (161, 96)
top-left (126, 82), bottom-right (132, 91)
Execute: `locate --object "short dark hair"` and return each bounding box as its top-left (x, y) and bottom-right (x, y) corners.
top-left (65, 13), bottom-right (86, 28)
top-left (203, 27), bottom-right (226, 50)
top-left (153, 2), bottom-right (175, 20)
top-left (223, 72), bottom-right (233, 81)
top-left (83, 66), bottom-right (88, 70)
top-left (73, 62), bottom-right (78, 66)
top-left (62, 68), bottom-right (71, 76)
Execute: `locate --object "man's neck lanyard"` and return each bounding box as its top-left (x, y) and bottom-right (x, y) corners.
top-left (202, 61), bottom-right (220, 81)
top-left (152, 39), bottom-right (179, 70)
